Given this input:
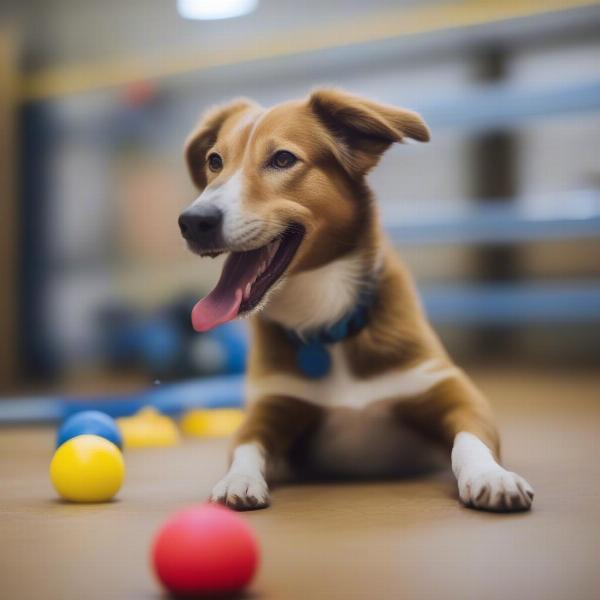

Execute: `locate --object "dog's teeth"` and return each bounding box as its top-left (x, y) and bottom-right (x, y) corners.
top-left (244, 282), bottom-right (252, 299)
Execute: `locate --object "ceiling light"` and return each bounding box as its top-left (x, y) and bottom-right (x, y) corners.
top-left (177, 0), bottom-right (258, 21)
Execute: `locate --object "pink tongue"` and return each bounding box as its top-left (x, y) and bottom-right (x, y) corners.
top-left (191, 288), bottom-right (243, 333)
top-left (191, 249), bottom-right (264, 332)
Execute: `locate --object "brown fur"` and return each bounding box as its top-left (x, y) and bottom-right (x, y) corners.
top-left (393, 375), bottom-right (500, 460)
top-left (236, 395), bottom-right (324, 457)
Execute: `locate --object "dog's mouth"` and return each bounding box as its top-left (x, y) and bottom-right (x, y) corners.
top-left (191, 224), bottom-right (305, 332)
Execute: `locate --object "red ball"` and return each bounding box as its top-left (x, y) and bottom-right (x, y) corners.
top-left (151, 504), bottom-right (259, 596)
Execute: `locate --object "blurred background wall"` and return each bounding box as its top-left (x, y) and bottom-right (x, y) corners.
top-left (1, 0), bottom-right (599, 393)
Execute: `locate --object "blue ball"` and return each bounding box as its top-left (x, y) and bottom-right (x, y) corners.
top-left (56, 411), bottom-right (123, 450)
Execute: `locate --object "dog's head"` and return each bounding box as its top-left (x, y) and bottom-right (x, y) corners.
top-left (179, 89), bottom-right (429, 331)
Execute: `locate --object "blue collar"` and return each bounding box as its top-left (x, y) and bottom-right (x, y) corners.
top-left (283, 287), bottom-right (376, 379)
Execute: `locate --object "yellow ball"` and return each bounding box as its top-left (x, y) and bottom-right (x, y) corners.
top-left (50, 434), bottom-right (125, 502)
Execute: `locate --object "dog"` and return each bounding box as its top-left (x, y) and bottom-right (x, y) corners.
top-left (178, 89), bottom-right (534, 512)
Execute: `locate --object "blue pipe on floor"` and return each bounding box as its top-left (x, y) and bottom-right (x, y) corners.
top-left (0, 374), bottom-right (245, 424)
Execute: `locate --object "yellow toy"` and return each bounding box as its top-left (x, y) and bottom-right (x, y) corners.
top-left (49, 434), bottom-right (125, 502)
top-left (180, 408), bottom-right (244, 438)
top-left (117, 407), bottom-right (180, 449)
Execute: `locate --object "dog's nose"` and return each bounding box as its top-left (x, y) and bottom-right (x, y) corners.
top-left (178, 206), bottom-right (224, 247)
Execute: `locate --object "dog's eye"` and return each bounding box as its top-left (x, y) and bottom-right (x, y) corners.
top-left (270, 150), bottom-right (297, 169)
top-left (207, 153), bottom-right (223, 172)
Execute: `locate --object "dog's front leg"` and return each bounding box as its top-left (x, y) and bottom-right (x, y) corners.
top-left (399, 373), bottom-right (534, 512)
top-left (210, 395), bottom-right (322, 510)
top-left (445, 376), bottom-right (535, 512)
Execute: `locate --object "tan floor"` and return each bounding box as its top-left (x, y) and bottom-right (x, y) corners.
top-left (1, 367), bottom-right (599, 600)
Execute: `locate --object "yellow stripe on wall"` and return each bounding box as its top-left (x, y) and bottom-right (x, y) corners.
top-left (19, 0), bottom-right (600, 102)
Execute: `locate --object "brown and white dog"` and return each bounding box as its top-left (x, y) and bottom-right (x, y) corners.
top-left (178, 89), bottom-right (534, 512)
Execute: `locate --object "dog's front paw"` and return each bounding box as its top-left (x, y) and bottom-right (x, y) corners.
top-left (210, 473), bottom-right (270, 510)
top-left (458, 466), bottom-right (534, 512)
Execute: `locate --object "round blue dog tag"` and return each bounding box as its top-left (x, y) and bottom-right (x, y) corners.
top-left (297, 342), bottom-right (331, 379)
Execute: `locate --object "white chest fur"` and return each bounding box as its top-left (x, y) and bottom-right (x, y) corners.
top-left (246, 345), bottom-right (456, 409)
top-left (263, 255), bottom-right (366, 335)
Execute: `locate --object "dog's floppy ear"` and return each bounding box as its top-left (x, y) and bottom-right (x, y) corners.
top-left (185, 99), bottom-right (257, 190)
top-left (309, 88), bottom-right (430, 176)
